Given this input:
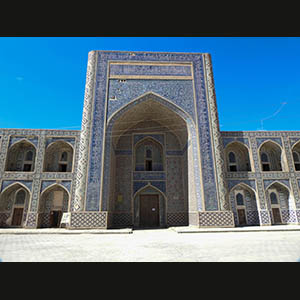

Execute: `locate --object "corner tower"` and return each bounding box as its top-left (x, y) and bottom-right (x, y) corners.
top-left (70, 50), bottom-right (234, 228)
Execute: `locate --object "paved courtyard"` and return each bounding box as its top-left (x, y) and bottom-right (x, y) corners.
top-left (1, 228), bottom-right (300, 262)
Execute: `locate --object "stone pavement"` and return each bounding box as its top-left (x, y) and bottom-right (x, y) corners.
top-left (1, 226), bottom-right (300, 262)
top-left (1, 224), bottom-right (300, 234)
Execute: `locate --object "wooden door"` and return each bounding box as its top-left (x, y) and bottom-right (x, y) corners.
top-left (12, 208), bottom-right (23, 226)
top-left (237, 209), bottom-right (247, 226)
top-left (272, 208), bottom-right (282, 224)
top-left (140, 195), bottom-right (159, 227)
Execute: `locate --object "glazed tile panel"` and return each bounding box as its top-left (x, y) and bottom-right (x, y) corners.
top-left (110, 63), bottom-right (192, 77)
top-left (107, 79), bottom-right (195, 120)
top-left (84, 51), bottom-right (220, 212)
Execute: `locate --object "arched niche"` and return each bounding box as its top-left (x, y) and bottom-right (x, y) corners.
top-left (43, 141), bottom-right (74, 172)
top-left (5, 140), bottom-right (36, 172)
top-left (259, 141), bottom-right (283, 172)
top-left (38, 184), bottom-right (69, 228)
top-left (0, 183), bottom-right (30, 227)
top-left (224, 142), bottom-right (252, 172)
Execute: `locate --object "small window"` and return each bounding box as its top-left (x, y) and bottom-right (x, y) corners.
top-left (146, 149), bottom-right (152, 159)
top-left (60, 152), bottom-right (68, 162)
top-left (15, 189), bottom-right (26, 205)
top-left (229, 152), bottom-right (236, 163)
top-left (262, 164), bottom-right (270, 171)
top-left (293, 152), bottom-right (300, 171)
top-left (25, 150), bottom-right (33, 161)
top-left (145, 160), bottom-right (152, 171)
top-left (261, 152), bottom-right (269, 163)
top-left (23, 164), bottom-right (32, 172)
top-left (59, 164), bottom-right (67, 172)
top-left (236, 193), bottom-right (244, 206)
top-left (261, 152), bottom-right (270, 171)
top-left (229, 165), bottom-right (237, 172)
top-left (270, 192), bottom-right (278, 205)
top-left (293, 152), bottom-right (300, 162)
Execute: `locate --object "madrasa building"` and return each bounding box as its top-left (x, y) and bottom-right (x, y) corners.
top-left (1, 50), bottom-right (300, 229)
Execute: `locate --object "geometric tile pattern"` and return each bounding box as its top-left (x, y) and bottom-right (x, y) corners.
top-left (258, 210), bottom-right (271, 225)
top-left (198, 211), bottom-right (235, 227)
top-left (70, 212), bottom-right (107, 228)
top-left (281, 210), bottom-right (298, 224)
top-left (167, 212), bottom-right (188, 226)
top-left (110, 213), bottom-right (132, 228)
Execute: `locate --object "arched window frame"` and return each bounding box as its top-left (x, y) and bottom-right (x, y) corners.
top-left (23, 150), bottom-right (34, 172)
top-left (293, 151), bottom-right (300, 171)
top-left (268, 189), bottom-right (280, 207)
top-left (14, 188), bottom-right (26, 207)
top-left (134, 137), bottom-right (164, 172)
top-left (58, 150), bottom-right (69, 172)
top-left (228, 151), bottom-right (237, 172)
top-left (234, 190), bottom-right (245, 207)
top-left (145, 145), bottom-right (153, 171)
top-left (261, 152), bottom-right (271, 171)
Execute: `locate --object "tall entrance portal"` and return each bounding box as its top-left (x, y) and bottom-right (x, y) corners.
top-left (70, 50), bottom-right (234, 229)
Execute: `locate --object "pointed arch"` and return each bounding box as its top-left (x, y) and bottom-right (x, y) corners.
top-left (9, 138), bottom-right (37, 151)
top-left (0, 181), bottom-right (31, 196)
top-left (228, 182), bottom-right (257, 196)
top-left (224, 141), bottom-right (252, 172)
top-left (291, 141), bottom-right (300, 171)
top-left (43, 140), bottom-right (74, 172)
top-left (40, 182), bottom-right (70, 199)
top-left (228, 182), bottom-right (259, 226)
top-left (133, 182), bottom-right (167, 199)
top-left (133, 183), bottom-right (167, 228)
top-left (258, 140), bottom-right (283, 172)
top-left (5, 139), bottom-right (37, 172)
top-left (135, 136), bottom-right (164, 171)
top-left (38, 183), bottom-right (70, 228)
top-left (0, 182), bottom-right (31, 227)
top-left (264, 180), bottom-right (290, 192)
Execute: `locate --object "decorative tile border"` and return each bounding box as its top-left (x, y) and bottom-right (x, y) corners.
top-left (70, 212), bottom-right (107, 228)
top-left (198, 211), bottom-right (235, 227)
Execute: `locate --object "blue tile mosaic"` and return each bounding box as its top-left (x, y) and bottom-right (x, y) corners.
top-left (263, 179), bottom-right (290, 190)
top-left (9, 136), bottom-right (38, 148)
top-left (133, 134), bottom-right (165, 146)
top-left (107, 79), bottom-right (195, 121)
top-left (228, 180), bottom-right (256, 192)
top-left (256, 137), bottom-right (283, 148)
top-left (133, 181), bottom-right (166, 195)
top-left (85, 51), bottom-right (217, 212)
top-left (1, 180), bottom-right (33, 192)
top-left (133, 172), bottom-right (166, 181)
top-left (45, 137), bottom-right (76, 147)
top-left (110, 63), bottom-right (192, 77)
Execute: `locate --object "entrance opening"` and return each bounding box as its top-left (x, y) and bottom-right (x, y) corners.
top-left (12, 208), bottom-right (24, 226)
top-left (50, 211), bottom-right (63, 227)
top-left (139, 194), bottom-right (159, 228)
top-left (237, 209), bottom-right (246, 225)
top-left (145, 160), bottom-right (152, 171)
top-left (272, 207), bottom-right (282, 224)
top-left (106, 94), bottom-right (192, 228)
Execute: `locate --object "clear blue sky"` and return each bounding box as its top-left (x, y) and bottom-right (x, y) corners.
top-left (0, 37), bottom-right (299, 131)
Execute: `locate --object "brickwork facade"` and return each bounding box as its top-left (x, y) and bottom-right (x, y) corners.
top-left (1, 50), bottom-right (300, 229)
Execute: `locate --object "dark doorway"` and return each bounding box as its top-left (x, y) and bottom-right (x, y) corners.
top-left (12, 208), bottom-right (23, 226)
top-left (272, 208), bottom-right (282, 224)
top-left (145, 160), bottom-right (152, 171)
top-left (140, 195), bottom-right (159, 227)
top-left (237, 209), bottom-right (247, 226)
top-left (50, 211), bottom-right (62, 228)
